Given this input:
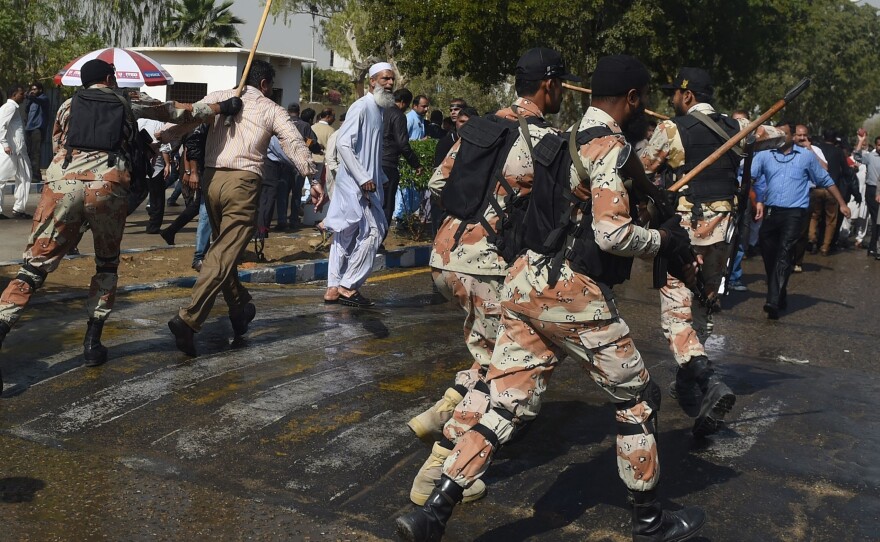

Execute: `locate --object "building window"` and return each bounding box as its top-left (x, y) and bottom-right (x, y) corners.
top-left (167, 82), bottom-right (208, 103)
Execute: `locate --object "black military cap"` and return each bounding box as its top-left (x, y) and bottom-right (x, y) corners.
top-left (515, 47), bottom-right (581, 82)
top-left (661, 67), bottom-right (714, 97)
top-left (80, 59), bottom-right (115, 87)
top-left (590, 55), bottom-right (650, 96)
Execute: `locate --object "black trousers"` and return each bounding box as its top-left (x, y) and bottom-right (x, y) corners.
top-left (381, 165), bottom-right (401, 230)
top-left (147, 172), bottom-right (167, 230)
top-left (759, 206), bottom-right (809, 307)
top-left (257, 159), bottom-right (285, 238)
top-left (866, 185), bottom-right (879, 251)
top-left (164, 189), bottom-right (201, 237)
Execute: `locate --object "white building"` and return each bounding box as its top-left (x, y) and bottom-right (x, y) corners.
top-left (132, 47), bottom-right (314, 107)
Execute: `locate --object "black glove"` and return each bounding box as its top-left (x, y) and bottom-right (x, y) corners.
top-left (218, 96), bottom-right (243, 117)
top-left (657, 215), bottom-right (697, 284)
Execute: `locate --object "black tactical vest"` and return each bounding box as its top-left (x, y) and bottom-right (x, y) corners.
top-left (523, 127), bottom-right (636, 287)
top-left (671, 112), bottom-right (741, 203)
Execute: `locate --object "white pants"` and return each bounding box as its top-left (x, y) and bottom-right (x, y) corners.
top-left (0, 151), bottom-right (32, 214)
top-left (328, 202), bottom-right (386, 291)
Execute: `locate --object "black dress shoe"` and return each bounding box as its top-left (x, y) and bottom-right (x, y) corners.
top-left (160, 230), bottom-right (175, 245)
top-left (11, 211), bottom-right (32, 219)
top-left (229, 302), bottom-right (256, 337)
top-left (168, 316), bottom-right (197, 356)
top-left (763, 303), bottom-right (779, 320)
top-left (146, 226), bottom-right (161, 234)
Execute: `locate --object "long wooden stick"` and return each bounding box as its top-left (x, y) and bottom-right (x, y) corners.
top-left (668, 77), bottom-right (811, 193)
top-left (562, 82), bottom-right (670, 121)
top-left (225, 0), bottom-right (274, 126)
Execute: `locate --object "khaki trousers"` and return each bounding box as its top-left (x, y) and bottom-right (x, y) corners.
top-left (179, 168), bottom-right (260, 331)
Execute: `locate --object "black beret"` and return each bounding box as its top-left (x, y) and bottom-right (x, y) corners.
top-left (80, 59), bottom-right (115, 88)
top-left (590, 55), bottom-right (650, 97)
top-left (661, 67), bottom-right (714, 97)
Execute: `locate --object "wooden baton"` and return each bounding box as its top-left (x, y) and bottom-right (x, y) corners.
top-left (667, 78), bottom-right (811, 193)
top-left (224, 0), bottom-right (274, 126)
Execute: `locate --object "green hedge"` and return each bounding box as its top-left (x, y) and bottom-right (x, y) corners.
top-left (399, 138), bottom-right (437, 190)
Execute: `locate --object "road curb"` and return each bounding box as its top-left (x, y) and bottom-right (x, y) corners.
top-left (31, 244), bottom-right (432, 306)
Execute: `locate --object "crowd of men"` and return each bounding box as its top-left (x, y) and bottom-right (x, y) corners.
top-left (0, 44), bottom-right (878, 542)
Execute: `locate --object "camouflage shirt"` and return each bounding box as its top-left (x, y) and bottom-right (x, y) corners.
top-left (428, 98), bottom-right (557, 276)
top-left (47, 86), bottom-right (210, 187)
top-left (501, 107), bottom-right (662, 323)
top-left (639, 102), bottom-right (784, 245)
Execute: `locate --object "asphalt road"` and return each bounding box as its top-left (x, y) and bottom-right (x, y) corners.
top-left (0, 251), bottom-right (877, 541)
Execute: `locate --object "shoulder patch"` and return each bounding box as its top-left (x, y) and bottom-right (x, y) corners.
top-left (580, 134), bottom-right (623, 162)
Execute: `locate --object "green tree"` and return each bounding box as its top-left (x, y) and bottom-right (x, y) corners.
top-left (162, 0), bottom-right (246, 47)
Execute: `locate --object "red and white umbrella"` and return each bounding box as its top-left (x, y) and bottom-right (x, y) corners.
top-left (54, 48), bottom-right (174, 88)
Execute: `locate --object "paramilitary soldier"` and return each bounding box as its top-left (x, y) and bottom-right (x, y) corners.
top-left (405, 47), bottom-right (573, 506)
top-left (0, 59), bottom-right (237, 390)
top-left (396, 55), bottom-right (707, 542)
top-left (639, 68), bottom-right (784, 436)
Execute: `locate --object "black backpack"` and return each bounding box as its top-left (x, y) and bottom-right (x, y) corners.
top-left (523, 126), bottom-right (636, 287)
top-left (440, 113), bottom-right (545, 263)
top-left (64, 87), bottom-right (153, 193)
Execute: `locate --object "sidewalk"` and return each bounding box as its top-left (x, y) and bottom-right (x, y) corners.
top-left (0, 189), bottom-right (430, 298)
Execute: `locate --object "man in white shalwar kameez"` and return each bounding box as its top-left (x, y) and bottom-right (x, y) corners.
top-left (323, 62), bottom-right (396, 307)
top-left (0, 84), bottom-right (33, 219)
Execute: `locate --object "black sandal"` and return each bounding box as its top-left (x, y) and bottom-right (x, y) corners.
top-left (338, 291), bottom-right (374, 308)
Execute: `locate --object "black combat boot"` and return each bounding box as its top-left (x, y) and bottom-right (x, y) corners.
top-left (687, 356), bottom-right (736, 437)
top-left (668, 366), bottom-right (699, 407)
top-left (83, 318), bottom-right (109, 367)
top-left (631, 489), bottom-right (705, 542)
top-left (395, 475), bottom-right (464, 542)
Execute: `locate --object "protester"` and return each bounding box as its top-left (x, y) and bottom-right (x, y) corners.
top-left (0, 83), bottom-right (32, 219)
top-left (425, 109), bottom-right (445, 139)
top-left (24, 82), bottom-right (50, 183)
top-left (167, 59), bottom-right (318, 357)
top-left (311, 107), bottom-right (336, 182)
top-left (322, 62), bottom-right (394, 308)
top-left (752, 121), bottom-right (851, 319)
top-left (856, 134), bottom-right (880, 255)
top-left (381, 88), bottom-right (421, 235)
top-left (276, 103), bottom-right (319, 231)
top-left (810, 129), bottom-right (846, 255)
top-left (407, 94), bottom-right (429, 140)
top-left (160, 124), bottom-right (209, 248)
top-left (792, 124), bottom-right (826, 272)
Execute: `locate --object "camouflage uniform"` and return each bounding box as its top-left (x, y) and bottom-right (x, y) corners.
top-left (427, 98), bottom-right (557, 398)
top-left (640, 103), bottom-right (784, 365)
top-left (441, 107), bottom-right (664, 492)
top-left (0, 87), bottom-right (210, 328)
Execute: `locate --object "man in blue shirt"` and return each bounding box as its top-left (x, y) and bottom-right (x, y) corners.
top-left (751, 121), bottom-right (851, 319)
top-left (406, 94), bottom-right (428, 140)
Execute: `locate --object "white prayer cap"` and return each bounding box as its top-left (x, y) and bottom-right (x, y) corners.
top-left (368, 62), bottom-right (393, 78)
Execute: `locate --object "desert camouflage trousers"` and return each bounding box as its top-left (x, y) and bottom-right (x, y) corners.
top-left (661, 210), bottom-right (730, 366)
top-left (441, 307), bottom-right (660, 492)
top-left (0, 178), bottom-right (127, 327)
top-left (432, 268), bottom-right (503, 392)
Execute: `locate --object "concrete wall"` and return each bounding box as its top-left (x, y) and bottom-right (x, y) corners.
top-left (134, 49), bottom-right (302, 106)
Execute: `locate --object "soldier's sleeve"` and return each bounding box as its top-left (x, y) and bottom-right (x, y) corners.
top-left (584, 136), bottom-right (662, 258)
top-left (52, 99), bottom-right (72, 152)
top-left (640, 119), bottom-right (684, 174)
top-left (751, 124), bottom-right (786, 152)
top-left (428, 139), bottom-right (461, 197)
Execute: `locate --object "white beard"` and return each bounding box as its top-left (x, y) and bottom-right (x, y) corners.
top-left (372, 86), bottom-right (395, 109)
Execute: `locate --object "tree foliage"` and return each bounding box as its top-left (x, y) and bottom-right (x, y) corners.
top-left (314, 0), bottom-right (880, 136)
top-left (162, 0), bottom-right (246, 47)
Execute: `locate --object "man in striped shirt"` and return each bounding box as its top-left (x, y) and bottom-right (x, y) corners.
top-left (751, 121), bottom-right (850, 319)
top-left (168, 60), bottom-right (318, 356)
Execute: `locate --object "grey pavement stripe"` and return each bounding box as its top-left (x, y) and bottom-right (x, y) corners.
top-left (10, 316), bottom-right (413, 440)
top-left (169, 345), bottom-right (451, 459)
top-left (301, 406), bottom-right (424, 476)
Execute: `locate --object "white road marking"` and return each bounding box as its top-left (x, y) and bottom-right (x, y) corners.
top-left (700, 397), bottom-right (783, 460)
